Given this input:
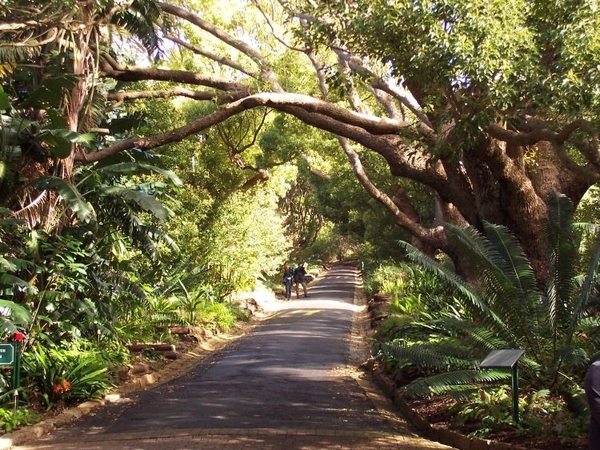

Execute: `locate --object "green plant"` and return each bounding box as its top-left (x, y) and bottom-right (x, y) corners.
top-left (0, 407), bottom-right (41, 433)
top-left (451, 387), bottom-right (514, 436)
top-left (197, 301), bottom-right (248, 332)
top-left (363, 262), bottom-right (407, 299)
top-left (375, 194), bottom-right (600, 406)
top-left (443, 387), bottom-right (588, 444)
top-left (22, 345), bottom-right (112, 409)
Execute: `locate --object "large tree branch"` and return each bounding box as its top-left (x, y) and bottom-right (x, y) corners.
top-left (75, 102), bottom-right (249, 163)
top-left (486, 119), bottom-right (597, 146)
top-left (256, 93), bottom-right (412, 134)
top-left (340, 136), bottom-right (448, 249)
top-left (106, 88), bottom-right (246, 104)
top-left (78, 91), bottom-right (408, 161)
top-left (100, 59), bottom-right (250, 93)
top-left (308, 49), bottom-right (451, 252)
top-left (333, 48), bottom-right (434, 130)
top-left (487, 119), bottom-right (600, 182)
top-left (159, 2), bottom-right (283, 93)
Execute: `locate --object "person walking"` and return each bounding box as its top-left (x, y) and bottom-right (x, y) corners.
top-left (282, 264), bottom-right (294, 300)
top-left (585, 358), bottom-right (600, 449)
top-left (293, 262), bottom-right (308, 298)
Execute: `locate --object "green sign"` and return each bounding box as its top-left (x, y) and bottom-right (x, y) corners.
top-left (0, 343), bottom-right (15, 366)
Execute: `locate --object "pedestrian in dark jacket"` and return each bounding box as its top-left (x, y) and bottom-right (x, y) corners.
top-left (585, 359), bottom-right (600, 449)
top-left (282, 264), bottom-right (293, 300)
top-left (293, 262), bottom-right (308, 298)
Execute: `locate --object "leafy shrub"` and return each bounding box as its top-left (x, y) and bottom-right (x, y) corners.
top-left (0, 407), bottom-right (40, 433)
top-left (363, 262), bottom-right (406, 299)
top-left (364, 261), bottom-right (456, 315)
top-left (22, 344), bottom-right (113, 409)
top-left (197, 301), bottom-right (248, 332)
top-left (446, 387), bottom-right (588, 444)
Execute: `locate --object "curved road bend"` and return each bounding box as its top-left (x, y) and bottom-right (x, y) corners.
top-left (14, 265), bottom-right (453, 450)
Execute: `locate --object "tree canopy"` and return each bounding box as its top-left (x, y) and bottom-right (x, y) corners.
top-left (3, 0), bottom-right (600, 286)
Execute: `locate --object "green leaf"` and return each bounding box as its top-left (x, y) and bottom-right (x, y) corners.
top-left (97, 162), bottom-right (182, 186)
top-left (32, 176), bottom-right (95, 223)
top-left (0, 299), bottom-right (32, 329)
top-left (38, 130), bottom-right (96, 159)
top-left (0, 86), bottom-right (10, 110)
top-left (38, 133), bottom-right (71, 159)
top-left (19, 75), bottom-right (80, 109)
top-left (100, 186), bottom-right (169, 221)
top-left (0, 274), bottom-right (37, 294)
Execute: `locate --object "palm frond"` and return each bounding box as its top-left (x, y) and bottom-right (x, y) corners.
top-left (32, 176), bottom-right (95, 224)
top-left (0, 299), bottom-right (32, 332)
top-left (445, 223), bottom-right (549, 356)
top-left (567, 226), bottom-right (600, 346)
top-left (0, 273), bottom-right (37, 295)
top-left (403, 369), bottom-right (512, 397)
top-left (447, 222), bottom-right (532, 301)
top-left (93, 270), bottom-right (148, 310)
top-left (376, 340), bottom-right (479, 372)
top-left (436, 316), bottom-right (509, 352)
top-left (96, 162), bottom-right (182, 186)
top-left (399, 240), bottom-right (491, 317)
top-left (545, 193), bottom-right (578, 333)
top-left (110, 0), bottom-right (162, 57)
top-left (482, 222), bottom-right (538, 296)
top-left (99, 186), bottom-right (170, 221)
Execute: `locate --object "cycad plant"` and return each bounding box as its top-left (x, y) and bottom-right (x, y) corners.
top-left (376, 194), bottom-right (600, 404)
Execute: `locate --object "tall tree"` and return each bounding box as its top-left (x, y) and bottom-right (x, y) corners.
top-left (1, 0), bottom-right (161, 229)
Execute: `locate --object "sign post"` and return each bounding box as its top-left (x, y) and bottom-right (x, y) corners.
top-left (0, 333), bottom-right (24, 391)
top-left (480, 349), bottom-right (525, 424)
top-left (0, 343), bottom-right (15, 367)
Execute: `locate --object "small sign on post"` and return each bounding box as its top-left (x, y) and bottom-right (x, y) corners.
top-left (480, 349), bottom-right (525, 424)
top-left (0, 343), bottom-right (15, 366)
top-left (0, 333), bottom-right (25, 391)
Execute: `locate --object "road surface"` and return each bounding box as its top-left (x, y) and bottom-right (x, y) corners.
top-left (13, 265), bottom-right (452, 450)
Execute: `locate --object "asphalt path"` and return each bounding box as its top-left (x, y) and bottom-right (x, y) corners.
top-left (13, 265), bottom-right (452, 450)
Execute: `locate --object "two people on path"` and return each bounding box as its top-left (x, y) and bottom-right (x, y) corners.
top-left (282, 262), bottom-right (309, 299)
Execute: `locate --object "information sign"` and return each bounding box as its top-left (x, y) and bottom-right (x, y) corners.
top-left (0, 343), bottom-right (15, 366)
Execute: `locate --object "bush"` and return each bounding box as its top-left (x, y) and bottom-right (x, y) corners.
top-left (0, 407), bottom-right (40, 433)
top-left (22, 344), bottom-right (113, 409)
top-left (197, 301), bottom-right (249, 332)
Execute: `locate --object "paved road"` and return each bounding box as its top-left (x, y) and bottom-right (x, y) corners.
top-left (13, 265), bottom-right (452, 450)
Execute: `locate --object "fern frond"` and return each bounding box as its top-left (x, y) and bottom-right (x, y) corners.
top-left (376, 340), bottom-right (479, 372)
top-left (482, 222), bottom-right (538, 296)
top-left (399, 240), bottom-right (490, 316)
top-left (546, 194), bottom-right (578, 333)
top-left (570, 227), bottom-right (600, 339)
top-left (403, 369), bottom-right (512, 397)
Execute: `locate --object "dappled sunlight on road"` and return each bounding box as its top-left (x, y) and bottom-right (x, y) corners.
top-left (277, 299), bottom-right (364, 312)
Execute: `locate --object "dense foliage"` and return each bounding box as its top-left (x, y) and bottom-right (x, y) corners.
top-left (367, 194), bottom-right (600, 443)
top-left (1, 0), bottom-right (600, 441)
